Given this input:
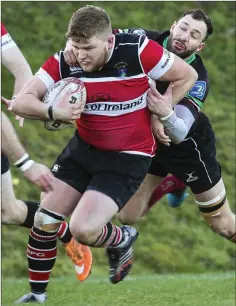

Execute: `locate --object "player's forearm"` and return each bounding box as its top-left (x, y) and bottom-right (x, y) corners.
top-left (161, 112), bottom-right (188, 143)
top-left (1, 112), bottom-right (27, 162)
top-left (2, 46), bottom-right (33, 96)
top-left (160, 104), bottom-right (195, 143)
top-left (171, 70), bottom-right (197, 106)
top-left (12, 62), bottom-right (33, 96)
top-left (157, 54), bottom-right (198, 106)
top-left (12, 93), bottom-right (49, 120)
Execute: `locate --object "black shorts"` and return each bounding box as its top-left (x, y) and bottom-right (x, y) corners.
top-left (148, 113), bottom-right (221, 194)
top-left (1, 153), bottom-right (10, 174)
top-left (51, 131), bottom-right (151, 210)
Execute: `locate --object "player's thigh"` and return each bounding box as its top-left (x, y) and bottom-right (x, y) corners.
top-left (1, 170), bottom-right (17, 209)
top-left (91, 152), bottom-right (152, 211)
top-left (1, 153), bottom-right (10, 176)
top-left (74, 152), bottom-right (151, 229)
top-left (119, 173), bottom-right (164, 218)
top-left (40, 177), bottom-right (82, 217)
top-left (42, 131), bottom-right (91, 216)
top-left (70, 189), bottom-right (119, 234)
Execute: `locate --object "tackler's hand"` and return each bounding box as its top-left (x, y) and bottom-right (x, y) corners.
top-left (147, 82), bottom-right (174, 118)
top-left (64, 39), bottom-right (78, 66)
top-left (151, 115), bottom-right (171, 146)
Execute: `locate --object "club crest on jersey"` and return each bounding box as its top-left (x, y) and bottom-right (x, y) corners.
top-left (115, 62), bottom-right (128, 78)
top-left (189, 81), bottom-right (206, 100)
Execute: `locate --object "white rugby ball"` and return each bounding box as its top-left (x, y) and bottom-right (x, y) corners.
top-left (42, 77), bottom-right (86, 131)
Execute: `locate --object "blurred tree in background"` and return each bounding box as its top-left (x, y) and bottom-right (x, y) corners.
top-left (1, 1), bottom-right (235, 277)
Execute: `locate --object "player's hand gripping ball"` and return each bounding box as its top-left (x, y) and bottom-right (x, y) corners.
top-left (42, 77), bottom-right (86, 131)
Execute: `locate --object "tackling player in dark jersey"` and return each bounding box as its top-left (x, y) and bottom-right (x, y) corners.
top-left (115, 9), bottom-right (236, 245)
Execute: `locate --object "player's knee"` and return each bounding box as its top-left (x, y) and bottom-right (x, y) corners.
top-left (34, 207), bottom-right (65, 232)
top-left (117, 196), bottom-right (148, 225)
top-left (1, 207), bottom-right (14, 224)
top-left (69, 220), bottom-right (96, 243)
top-left (1, 199), bottom-right (20, 224)
top-left (197, 192), bottom-right (235, 238)
top-left (206, 214), bottom-right (235, 238)
top-left (117, 210), bottom-right (141, 225)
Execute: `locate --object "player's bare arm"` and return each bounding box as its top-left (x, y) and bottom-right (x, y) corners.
top-left (1, 111), bottom-right (55, 192)
top-left (2, 45), bottom-right (33, 96)
top-left (154, 53), bottom-right (198, 108)
top-left (11, 76), bottom-right (50, 119)
top-left (12, 76), bottom-right (82, 122)
top-left (1, 25), bottom-right (33, 127)
top-left (1, 111), bottom-right (26, 161)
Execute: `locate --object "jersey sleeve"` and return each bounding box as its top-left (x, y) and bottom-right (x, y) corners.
top-left (185, 73), bottom-right (209, 111)
top-left (184, 57), bottom-right (209, 110)
top-left (1, 23), bottom-right (17, 52)
top-left (35, 52), bottom-right (61, 89)
top-left (139, 36), bottom-right (174, 79)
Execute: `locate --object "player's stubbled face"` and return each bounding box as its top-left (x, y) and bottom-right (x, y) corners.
top-left (71, 36), bottom-right (109, 72)
top-left (167, 15), bottom-right (207, 58)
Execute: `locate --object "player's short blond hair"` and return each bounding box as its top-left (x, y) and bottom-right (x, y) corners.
top-left (66, 5), bottom-right (112, 42)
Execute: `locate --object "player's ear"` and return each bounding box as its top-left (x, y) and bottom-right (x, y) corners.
top-left (170, 21), bottom-right (177, 34)
top-left (108, 35), bottom-right (114, 49)
top-left (196, 42), bottom-right (205, 52)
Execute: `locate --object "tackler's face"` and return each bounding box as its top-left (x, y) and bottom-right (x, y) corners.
top-left (71, 34), bottom-right (114, 72)
top-left (167, 15), bottom-right (207, 59)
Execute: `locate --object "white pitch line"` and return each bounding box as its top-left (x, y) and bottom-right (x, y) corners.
top-left (3, 272), bottom-right (235, 284)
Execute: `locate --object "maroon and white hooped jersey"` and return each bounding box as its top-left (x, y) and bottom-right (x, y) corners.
top-left (36, 33), bottom-right (174, 156)
top-left (1, 23), bottom-right (16, 52)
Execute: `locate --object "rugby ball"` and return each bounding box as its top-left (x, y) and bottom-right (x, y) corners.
top-left (42, 77), bottom-right (86, 131)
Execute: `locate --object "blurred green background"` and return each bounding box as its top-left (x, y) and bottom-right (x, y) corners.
top-left (1, 1), bottom-right (235, 278)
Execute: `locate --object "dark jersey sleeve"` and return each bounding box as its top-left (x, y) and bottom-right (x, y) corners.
top-left (174, 55), bottom-right (209, 123)
top-left (112, 28), bottom-right (160, 41)
top-left (184, 55), bottom-right (209, 111)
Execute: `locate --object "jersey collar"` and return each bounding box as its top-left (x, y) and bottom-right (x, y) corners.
top-left (162, 36), bottom-right (196, 65)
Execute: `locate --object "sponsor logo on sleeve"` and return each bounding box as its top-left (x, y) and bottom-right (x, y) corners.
top-left (161, 50), bottom-right (171, 69)
top-left (1, 33), bottom-right (16, 51)
top-left (188, 81), bottom-right (206, 100)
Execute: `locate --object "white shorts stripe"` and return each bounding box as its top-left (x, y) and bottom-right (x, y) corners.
top-left (120, 151), bottom-right (153, 157)
top-left (186, 137), bottom-right (212, 184)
